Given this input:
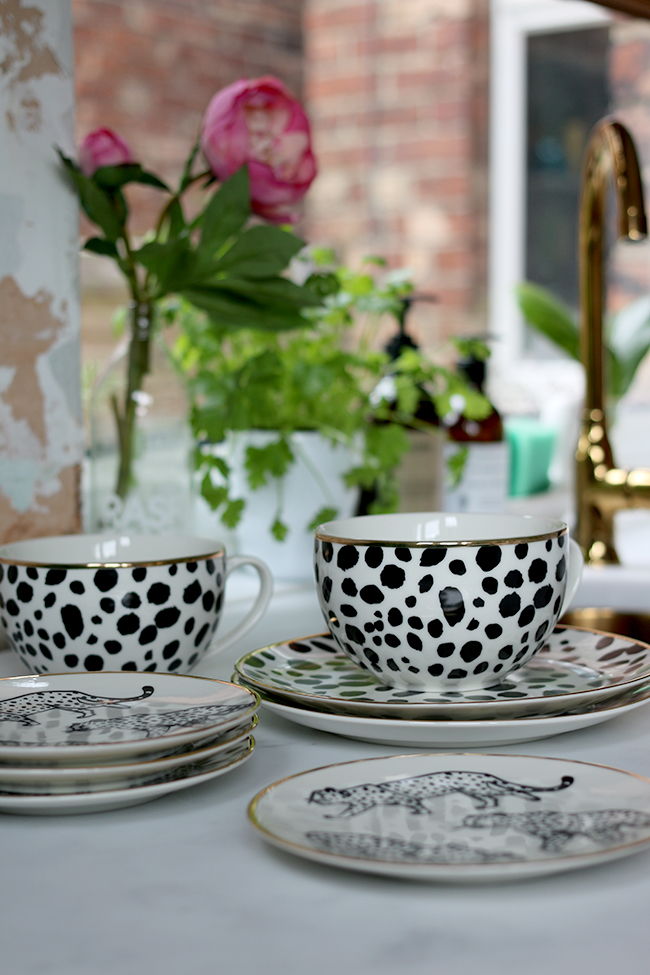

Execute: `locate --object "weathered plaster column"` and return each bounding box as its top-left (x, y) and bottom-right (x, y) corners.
top-left (0, 0), bottom-right (82, 542)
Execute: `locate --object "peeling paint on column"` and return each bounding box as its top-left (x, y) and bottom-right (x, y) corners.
top-left (0, 0), bottom-right (82, 542)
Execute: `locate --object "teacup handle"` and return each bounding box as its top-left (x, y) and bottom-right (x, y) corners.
top-left (202, 554), bottom-right (274, 659)
top-left (560, 538), bottom-right (584, 617)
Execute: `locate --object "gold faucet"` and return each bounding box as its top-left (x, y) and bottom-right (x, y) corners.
top-left (576, 118), bottom-right (650, 564)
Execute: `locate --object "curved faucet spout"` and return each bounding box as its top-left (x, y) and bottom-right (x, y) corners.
top-left (577, 118), bottom-right (650, 564)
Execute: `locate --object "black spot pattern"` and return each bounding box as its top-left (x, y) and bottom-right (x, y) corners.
top-left (61, 605), bottom-right (84, 639)
top-left (183, 580), bottom-right (202, 604)
top-left (420, 548), bottom-right (446, 566)
top-left (342, 578), bottom-right (358, 597)
top-left (499, 593), bottom-right (521, 618)
top-left (0, 551), bottom-right (229, 672)
top-left (476, 546), bottom-right (502, 571)
top-left (156, 607), bottom-right (181, 628)
top-left (380, 564), bottom-right (406, 589)
top-left (147, 583), bottom-right (171, 604)
top-left (360, 585), bottom-right (384, 604)
top-left (117, 613), bottom-right (139, 635)
top-left (45, 569), bottom-right (66, 585)
top-left (529, 559), bottom-right (547, 583)
top-left (337, 546), bottom-right (359, 570)
top-left (418, 574), bottom-right (433, 593)
top-left (504, 570), bottom-right (523, 588)
top-left (16, 582), bottom-right (33, 603)
top-left (427, 619), bottom-right (443, 638)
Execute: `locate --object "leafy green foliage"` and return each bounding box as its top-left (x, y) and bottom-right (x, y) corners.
top-left (516, 283), bottom-right (580, 361)
top-left (58, 150), bottom-right (320, 330)
top-left (169, 256), bottom-right (492, 538)
top-left (516, 281), bottom-right (650, 400)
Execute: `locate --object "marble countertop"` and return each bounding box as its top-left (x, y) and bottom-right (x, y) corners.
top-left (3, 580), bottom-right (650, 975)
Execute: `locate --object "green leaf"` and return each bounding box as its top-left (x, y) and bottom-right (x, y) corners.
top-left (200, 473), bottom-right (228, 511)
top-left (166, 199), bottom-right (186, 238)
top-left (447, 446), bottom-right (469, 487)
top-left (180, 286), bottom-right (310, 331)
top-left (608, 295), bottom-right (650, 397)
top-left (222, 499), bottom-right (245, 528)
top-left (212, 224), bottom-right (305, 280)
top-left (516, 282), bottom-right (580, 360)
top-left (305, 271), bottom-right (340, 299)
top-left (214, 276), bottom-right (323, 309)
top-left (271, 518), bottom-right (289, 541)
top-left (198, 167), bottom-right (250, 254)
top-left (308, 506), bottom-right (339, 531)
top-left (93, 163), bottom-right (169, 191)
top-left (244, 438), bottom-right (294, 490)
top-left (83, 237), bottom-right (119, 258)
top-left (179, 139), bottom-right (201, 192)
top-left (57, 150), bottom-right (123, 241)
top-left (137, 240), bottom-right (204, 295)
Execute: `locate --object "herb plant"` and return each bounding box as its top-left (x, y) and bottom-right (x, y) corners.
top-left (170, 255), bottom-right (491, 540)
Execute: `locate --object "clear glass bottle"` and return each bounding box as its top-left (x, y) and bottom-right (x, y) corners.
top-left (87, 303), bottom-right (194, 533)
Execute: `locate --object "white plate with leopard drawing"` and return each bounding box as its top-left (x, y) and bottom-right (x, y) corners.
top-left (0, 735), bottom-right (254, 814)
top-left (249, 752), bottom-right (650, 881)
top-left (235, 627), bottom-right (650, 720)
top-left (0, 672), bottom-right (259, 764)
top-left (0, 716), bottom-right (257, 793)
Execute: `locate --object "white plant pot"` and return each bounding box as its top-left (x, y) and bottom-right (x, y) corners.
top-left (193, 431), bottom-right (360, 582)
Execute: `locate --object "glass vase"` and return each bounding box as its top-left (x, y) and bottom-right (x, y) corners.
top-left (86, 302), bottom-right (194, 533)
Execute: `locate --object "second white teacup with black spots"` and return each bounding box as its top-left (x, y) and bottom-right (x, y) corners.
top-left (313, 513), bottom-right (583, 690)
top-left (0, 534), bottom-right (273, 675)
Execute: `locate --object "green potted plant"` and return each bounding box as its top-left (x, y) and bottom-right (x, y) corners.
top-left (61, 76), bottom-right (322, 532)
top-left (171, 252), bottom-right (491, 578)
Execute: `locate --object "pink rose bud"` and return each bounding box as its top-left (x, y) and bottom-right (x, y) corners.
top-left (201, 76), bottom-right (317, 224)
top-left (79, 128), bottom-right (135, 176)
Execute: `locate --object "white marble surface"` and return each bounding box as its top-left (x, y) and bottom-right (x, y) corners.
top-left (3, 582), bottom-right (650, 975)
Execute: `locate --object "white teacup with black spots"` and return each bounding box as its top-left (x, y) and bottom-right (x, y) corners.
top-left (0, 534), bottom-right (273, 675)
top-left (314, 513), bottom-right (583, 690)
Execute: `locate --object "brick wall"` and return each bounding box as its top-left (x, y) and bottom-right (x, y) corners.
top-left (73, 0), bottom-right (305, 236)
top-left (303, 0), bottom-right (490, 350)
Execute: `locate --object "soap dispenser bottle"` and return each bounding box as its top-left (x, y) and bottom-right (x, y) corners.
top-left (443, 345), bottom-right (509, 512)
top-left (357, 294), bottom-right (442, 514)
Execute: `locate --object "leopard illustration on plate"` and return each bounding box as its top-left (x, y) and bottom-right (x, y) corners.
top-left (0, 672), bottom-right (258, 763)
top-left (249, 752), bottom-right (650, 881)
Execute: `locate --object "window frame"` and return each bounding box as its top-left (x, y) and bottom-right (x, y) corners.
top-left (488, 0), bottom-right (611, 372)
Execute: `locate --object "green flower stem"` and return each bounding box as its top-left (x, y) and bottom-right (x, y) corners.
top-left (154, 169), bottom-right (212, 240)
top-left (114, 300), bottom-right (154, 500)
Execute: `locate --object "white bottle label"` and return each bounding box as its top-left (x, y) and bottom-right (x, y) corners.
top-left (443, 441), bottom-right (509, 513)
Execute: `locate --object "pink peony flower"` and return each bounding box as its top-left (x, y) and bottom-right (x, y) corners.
top-left (201, 76), bottom-right (317, 224)
top-left (79, 128), bottom-right (135, 177)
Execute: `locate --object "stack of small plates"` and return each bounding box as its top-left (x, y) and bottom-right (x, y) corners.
top-left (0, 672), bottom-right (259, 814)
top-left (233, 625), bottom-right (650, 747)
